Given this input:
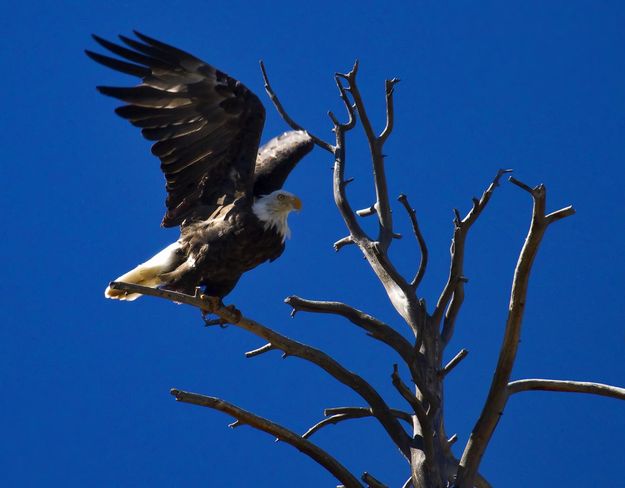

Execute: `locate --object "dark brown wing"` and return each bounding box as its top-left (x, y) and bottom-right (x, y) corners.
top-left (253, 130), bottom-right (314, 197)
top-left (86, 31), bottom-right (265, 227)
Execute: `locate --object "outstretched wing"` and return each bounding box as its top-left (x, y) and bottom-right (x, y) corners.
top-left (86, 32), bottom-right (265, 227)
top-left (253, 131), bottom-right (314, 196)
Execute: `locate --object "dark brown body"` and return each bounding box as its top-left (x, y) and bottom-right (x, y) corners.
top-left (161, 200), bottom-right (284, 297)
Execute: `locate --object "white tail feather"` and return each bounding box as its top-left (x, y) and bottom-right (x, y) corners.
top-left (105, 242), bottom-right (180, 301)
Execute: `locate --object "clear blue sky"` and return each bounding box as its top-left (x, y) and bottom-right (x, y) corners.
top-left (2, 1), bottom-right (624, 486)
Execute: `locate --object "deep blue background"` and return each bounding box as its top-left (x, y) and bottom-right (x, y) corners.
top-left (2, 1), bottom-right (624, 486)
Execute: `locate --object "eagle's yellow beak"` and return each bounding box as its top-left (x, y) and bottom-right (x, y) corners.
top-left (291, 196), bottom-right (302, 211)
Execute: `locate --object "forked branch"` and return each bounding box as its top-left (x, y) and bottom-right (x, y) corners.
top-left (109, 282), bottom-right (413, 459)
top-left (433, 169), bottom-right (513, 344)
top-left (171, 388), bottom-right (363, 488)
top-left (455, 178), bottom-right (575, 487)
top-left (398, 194), bottom-right (428, 289)
top-left (336, 64), bottom-right (396, 250)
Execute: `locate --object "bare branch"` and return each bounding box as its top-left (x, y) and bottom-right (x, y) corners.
top-left (171, 389), bottom-right (363, 488)
top-left (507, 176), bottom-right (534, 194)
top-left (401, 478), bottom-right (413, 488)
top-left (324, 406), bottom-right (413, 424)
top-left (455, 178), bottom-right (575, 487)
top-left (447, 433), bottom-right (458, 447)
top-left (285, 296), bottom-right (415, 367)
top-left (392, 365), bottom-right (429, 419)
top-left (110, 282), bottom-right (413, 459)
top-left (259, 61), bottom-right (334, 153)
top-left (304, 406), bottom-right (412, 439)
top-left (330, 65), bottom-right (426, 328)
top-left (440, 289), bottom-right (463, 347)
top-left (356, 204), bottom-right (377, 217)
top-left (434, 169), bottom-right (513, 342)
top-left (302, 413), bottom-right (360, 439)
top-left (439, 349), bottom-right (469, 378)
top-left (244, 343), bottom-right (275, 358)
top-left (508, 379), bottom-right (625, 400)
top-left (334, 70), bottom-right (357, 130)
top-left (397, 194), bottom-right (428, 289)
top-left (334, 235), bottom-right (355, 252)
top-left (545, 205), bottom-right (576, 224)
top-left (379, 78), bottom-right (400, 144)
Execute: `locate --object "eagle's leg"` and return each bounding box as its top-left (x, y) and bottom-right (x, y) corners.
top-left (194, 288), bottom-right (241, 326)
top-left (195, 289), bottom-right (226, 327)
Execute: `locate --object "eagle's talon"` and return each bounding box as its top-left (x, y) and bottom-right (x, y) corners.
top-left (199, 295), bottom-right (222, 313)
top-left (223, 304), bottom-right (242, 324)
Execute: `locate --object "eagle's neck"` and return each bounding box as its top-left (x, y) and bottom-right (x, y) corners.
top-left (252, 196), bottom-right (291, 243)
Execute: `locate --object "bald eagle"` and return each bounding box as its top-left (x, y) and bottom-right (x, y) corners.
top-left (86, 32), bottom-right (314, 301)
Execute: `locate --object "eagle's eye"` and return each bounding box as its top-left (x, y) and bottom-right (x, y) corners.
top-left (277, 194), bottom-right (286, 201)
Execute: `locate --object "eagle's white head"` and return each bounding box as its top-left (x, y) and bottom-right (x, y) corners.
top-left (252, 190), bottom-right (302, 242)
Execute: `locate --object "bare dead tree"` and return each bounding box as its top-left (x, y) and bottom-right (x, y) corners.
top-left (110, 61), bottom-right (625, 488)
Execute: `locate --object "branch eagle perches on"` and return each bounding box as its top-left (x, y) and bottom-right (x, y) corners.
top-left (111, 60), bottom-right (625, 488)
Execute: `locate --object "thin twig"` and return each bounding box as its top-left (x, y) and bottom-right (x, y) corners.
top-left (303, 407), bottom-right (413, 439)
top-left (379, 78), bottom-right (400, 144)
top-left (508, 379), bottom-right (625, 400)
top-left (397, 194), bottom-right (428, 289)
top-left (334, 71), bottom-right (357, 130)
top-left (356, 204), bottom-right (377, 217)
top-left (545, 205), bottom-right (575, 224)
top-left (324, 406), bottom-right (413, 424)
top-left (391, 365), bottom-right (429, 424)
top-left (244, 343), bottom-right (275, 358)
top-left (334, 235), bottom-right (355, 251)
top-left (302, 413), bottom-right (357, 439)
top-left (455, 178), bottom-right (575, 487)
top-left (109, 282), bottom-right (413, 459)
top-left (171, 389), bottom-right (363, 488)
top-left (439, 349), bottom-right (469, 378)
top-left (259, 60), bottom-right (334, 153)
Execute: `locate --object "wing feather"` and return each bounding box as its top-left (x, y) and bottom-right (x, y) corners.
top-left (141, 119), bottom-right (207, 141)
top-left (87, 32), bottom-right (265, 227)
top-left (85, 50), bottom-right (150, 77)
